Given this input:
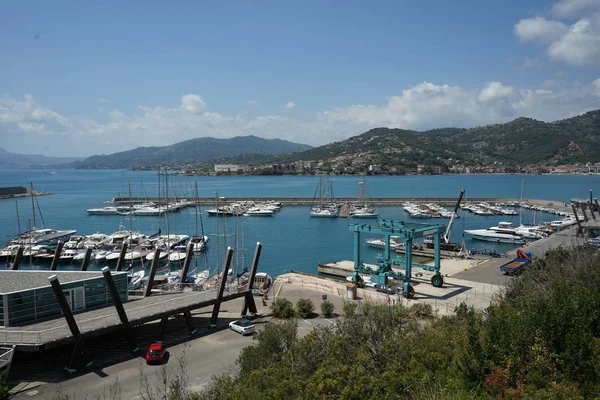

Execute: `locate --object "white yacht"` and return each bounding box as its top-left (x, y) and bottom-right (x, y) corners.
top-left (309, 207), bottom-right (338, 218)
top-left (366, 237), bottom-right (403, 249)
top-left (350, 206), bottom-right (379, 218)
top-left (464, 222), bottom-right (528, 244)
top-left (86, 207), bottom-right (122, 215)
top-left (13, 228), bottom-right (77, 246)
top-left (132, 206), bottom-right (163, 216)
top-left (243, 208), bottom-right (274, 217)
top-left (145, 234), bottom-right (189, 262)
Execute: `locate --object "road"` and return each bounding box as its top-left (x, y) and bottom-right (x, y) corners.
top-left (11, 310), bottom-right (335, 400)
top-left (453, 226), bottom-right (580, 284)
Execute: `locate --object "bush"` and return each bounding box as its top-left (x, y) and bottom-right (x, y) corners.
top-left (296, 299), bottom-right (315, 319)
top-left (271, 298), bottom-right (295, 319)
top-left (320, 300), bottom-right (335, 318)
top-left (409, 302), bottom-right (434, 318)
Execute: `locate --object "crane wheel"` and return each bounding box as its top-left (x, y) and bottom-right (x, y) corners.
top-left (431, 274), bottom-right (444, 288)
top-left (405, 285), bottom-right (415, 299)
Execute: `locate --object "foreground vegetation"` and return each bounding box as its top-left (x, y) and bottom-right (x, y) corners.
top-left (200, 246), bottom-right (600, 399)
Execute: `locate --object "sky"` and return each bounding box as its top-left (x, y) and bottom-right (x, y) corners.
top-left (1, 0), bottom-right (599, 157)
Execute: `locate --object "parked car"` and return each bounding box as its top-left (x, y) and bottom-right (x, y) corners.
top-left (145, 342), bottom-right (166, 364)
top-left (229, 318), bottom-right (255, 335)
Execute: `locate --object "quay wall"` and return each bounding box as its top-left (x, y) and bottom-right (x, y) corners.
top-left (110, 196), bottom-right (530, 206)
top-left (0, 187), bottom-right (49, 200)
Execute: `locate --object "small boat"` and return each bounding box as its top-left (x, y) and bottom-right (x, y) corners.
top-left (187, 268), bottom-right (210, 286)
top-left (59, 249), bottom-right (79, 263)
top-left (309, 177), bottom-right (339, 218)
top-left (349, 180), bottom-right (379, 218)
top-left (345, 275), bottom-right (377, 288)
top-left (309, 207), bottom-right (339, 217)
top-left (128, 270), bottom-right (145, 290)
top-left (167, 271), bottom-right (182, 283)
top-left (190, 235), bottom-right (209, 252)
top-left (168, 246), bottom-right (187, 263)
top-left (366, 237), bottom-right (403, 249)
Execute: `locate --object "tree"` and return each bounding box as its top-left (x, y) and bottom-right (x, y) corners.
top-left (320, 300), bottom-right (335, 318)
top-left (295, 298), bottom-right (314, 318)
top-left (271, 298), bottom-right (295, 319)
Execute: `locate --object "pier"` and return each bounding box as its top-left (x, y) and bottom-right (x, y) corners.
top-left (0, 186), bottom-right (50, 200)
top-left (109, 196), bottom-right (546, 207)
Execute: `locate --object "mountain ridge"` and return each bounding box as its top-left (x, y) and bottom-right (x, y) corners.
top-left (0, 147), bottom-right (84, 169)
top-left (71, 135), bottom-right (313, 169)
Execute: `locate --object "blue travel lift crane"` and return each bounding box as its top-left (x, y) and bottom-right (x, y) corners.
top-left (349, 219), bottom-right (446, 298)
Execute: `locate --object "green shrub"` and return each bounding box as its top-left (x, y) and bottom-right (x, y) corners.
top-left (409, 302), bottom-right (433, 318)
top-left (320, 300), bottom-right (335, 318)
top-left (296, 298), bottom-right (315, 319)
top-left (271, 298), bottom-right (295, 319)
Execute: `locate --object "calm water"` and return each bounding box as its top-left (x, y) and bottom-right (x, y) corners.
top-left (0, 170), bottom-right (597, 278)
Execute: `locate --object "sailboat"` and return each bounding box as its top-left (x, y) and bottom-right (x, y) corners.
top-left (191, 182), bottom-right (209, 253)
top-left (349, 179), bottom-right (379, 218)
top-left (309, 177), bottom-right (339, 217)
top-left (515, 177), bottom-right (547, 239)
top-left (9, 183), bottom-right (77, 247)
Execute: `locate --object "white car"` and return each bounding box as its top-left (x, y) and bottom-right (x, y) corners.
top-left (229, 318), bottom-right (255, 335)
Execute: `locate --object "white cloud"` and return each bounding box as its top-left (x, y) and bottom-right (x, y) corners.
top-left (515, 9), bottom-right (600, 65)
top-left (551, 0), bottom-right (600, 19)
top-left (515, 17), bottom-right (568, 43)
top-left (479, 82), bottom-right (515, 103)
top-left (0, 81), bottom-right (599, 157)
top-left (548, 15), bottom-right (600, 64)
top-left (180, 94), bottom-right (206, 114)
top-left (285, 101), bottom-right (296, 109)
top-left (317, 80), bottom-right (600, 137)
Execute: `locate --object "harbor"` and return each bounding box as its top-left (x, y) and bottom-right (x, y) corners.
top-left (1, 171), bottom-right (598, 397)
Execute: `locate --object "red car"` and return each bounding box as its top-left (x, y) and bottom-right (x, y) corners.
top-left (145, 342), bottom-right (166, 364)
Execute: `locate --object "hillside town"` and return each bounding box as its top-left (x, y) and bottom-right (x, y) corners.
top-left (178, 159), bottom-right (600, 176)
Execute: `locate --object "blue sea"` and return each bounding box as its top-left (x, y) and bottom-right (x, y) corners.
top-left (0, 170), bottom-right (597, 278)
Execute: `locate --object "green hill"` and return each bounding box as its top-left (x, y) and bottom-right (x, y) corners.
top-left (273, 109), bottom-right (600, 168)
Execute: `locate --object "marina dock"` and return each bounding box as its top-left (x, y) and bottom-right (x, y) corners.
top-left (109, 196), bottom-right (562, 207)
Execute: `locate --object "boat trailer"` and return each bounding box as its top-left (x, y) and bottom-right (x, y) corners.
top-left (349, 219), bottom-right (446, 298)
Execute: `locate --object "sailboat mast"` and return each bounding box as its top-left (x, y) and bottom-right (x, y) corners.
top-left (164, 167), bottom-right (171, 266)
top-left (157, 168), bottom-right (161, 206)
top-left (235, 213), bottom-right (239, 278)
top-left (520, 177), bottom-right (524, 226)
top-left (128, 182), bottom-right (133, 234)
top-left (15, 200), bottom-right (21, 234)
top-left (194, 182), bottom-right (199, 239)
top-left (241, 221), bottom-right (245, 272)
top-left (30, 182), bottom-right (36, 229)
top-left (215, 190), bottom-right (220, 274)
